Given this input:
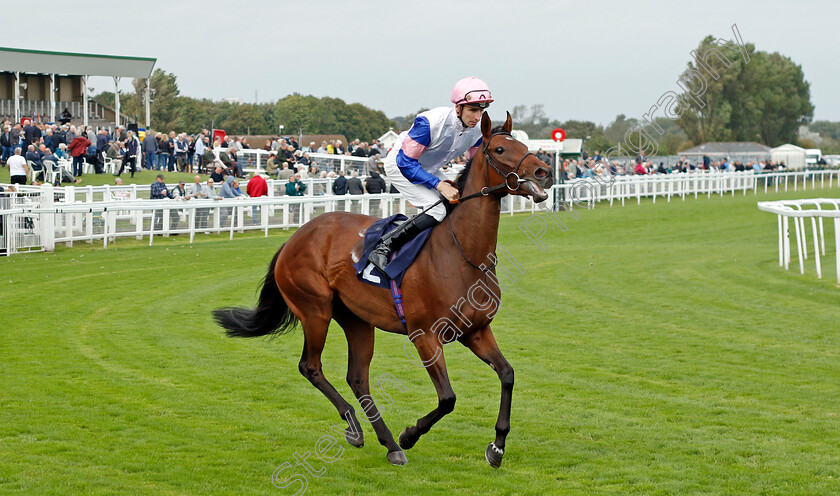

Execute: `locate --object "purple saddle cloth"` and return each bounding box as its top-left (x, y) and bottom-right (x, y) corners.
top-left (353, 214), bottom-right (434, 288)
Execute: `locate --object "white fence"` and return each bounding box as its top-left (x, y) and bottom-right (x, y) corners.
top-left (0, 190), bottom-right (47, 256)
top-left (0, 185), bottom-right (554, 255)
top-left (19, 168), bottom-right (840, 205)
top-left (557, 169), bottom-right (840, 206)
top-left (757, 199), bottom-right (840, 284)
top-left (230, 148), bottom-right (373, 175)
top-left (2, 169), bottom-right (838, 256)
top-left (16, 176), bottom-right (398, 203)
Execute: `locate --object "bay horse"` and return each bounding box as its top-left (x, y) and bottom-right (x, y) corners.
top-left (213, 112), bottom-right (552, 467)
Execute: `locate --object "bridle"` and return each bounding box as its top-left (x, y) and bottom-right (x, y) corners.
top-left (446, 130), bottom-right (538, 272)
top-left (480, 130), bottom-right (537, 195)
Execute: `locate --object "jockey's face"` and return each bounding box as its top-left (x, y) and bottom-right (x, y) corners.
top-left (457, 104), bottom-right (485, 128)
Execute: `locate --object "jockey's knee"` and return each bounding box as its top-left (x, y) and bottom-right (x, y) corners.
top-left (425, 203), bottom-right (447, 222)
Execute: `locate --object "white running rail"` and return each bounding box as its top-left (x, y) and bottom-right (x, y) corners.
top-left (2, 169), bottom-right (838, 256)
top-left (757, 199), bottom-right (840, 284)
top-left (0, 184), bottom-right (557, 255)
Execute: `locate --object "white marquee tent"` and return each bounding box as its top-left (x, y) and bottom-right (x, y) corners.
top-left (771, 143), bottom-right (806, 170)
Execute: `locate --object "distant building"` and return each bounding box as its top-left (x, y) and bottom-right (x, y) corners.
top-left (377, 128), bottom-right (400, 152)
top-left (223, 97), bottom-right (243, 104)
top-left (681, 142), bottom-right (771, 163)
top-left (512, 130), bottom-right (582, 157)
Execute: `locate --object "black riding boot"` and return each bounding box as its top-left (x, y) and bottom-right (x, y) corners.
top-left (368, 213), bottom-right (438, 272)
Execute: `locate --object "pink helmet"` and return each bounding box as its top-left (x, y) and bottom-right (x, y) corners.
top-left (450, 76), bottom-right (493, 107)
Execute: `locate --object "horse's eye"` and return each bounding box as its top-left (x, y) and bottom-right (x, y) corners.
top-left (494, 147), bottom-right (504, 154)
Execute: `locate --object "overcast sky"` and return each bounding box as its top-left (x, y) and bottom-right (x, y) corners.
top-left (5, 0), bottom-right (839, 127)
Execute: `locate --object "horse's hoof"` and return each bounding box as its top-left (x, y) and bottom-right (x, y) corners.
top-left (485, 442), bottom-right (504, 469)
top-left (345, 429), bottom-right (364, 448)
top-left (398, 429), bottom-right (416, 450)
top-left (387, 450), bottom-right (408, 466)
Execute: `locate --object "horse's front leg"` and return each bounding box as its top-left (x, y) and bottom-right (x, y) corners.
top-left (460, 325), bottom-right (513, 468)
top-left (399, 331), bottom-right (455, 450)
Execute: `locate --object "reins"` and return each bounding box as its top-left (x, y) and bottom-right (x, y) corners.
top-left (447, 215), bottom-right (497, 272)
top-left (440, 131), bottom-right (535, 272)
top-left (425, 131), bottom-right (534, 211)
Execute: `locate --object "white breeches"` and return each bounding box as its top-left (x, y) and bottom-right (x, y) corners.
top-left (384, 162), bottom-right (448, 221)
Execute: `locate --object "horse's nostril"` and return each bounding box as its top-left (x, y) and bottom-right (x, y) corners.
top-left (534, 167), bottom-right (549, 179)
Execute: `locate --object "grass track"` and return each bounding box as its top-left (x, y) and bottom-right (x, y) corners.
top-left (1, 187), bottom-right (839, 495)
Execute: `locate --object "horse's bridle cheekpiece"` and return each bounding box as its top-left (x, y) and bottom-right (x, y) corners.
top-left (481, 131), bottom-right (536, 196)
top-left (444, 131), bottom-right (536, 273)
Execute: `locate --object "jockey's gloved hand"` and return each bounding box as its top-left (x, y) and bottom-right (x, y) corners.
top-left (436, 180), bottom-right (459, 203)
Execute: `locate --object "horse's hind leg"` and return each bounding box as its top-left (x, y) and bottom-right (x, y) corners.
top-left (297, 315), bottom-right (365, 449)
top-left (334, 309), bottom-right (406, 465)
top-left (398, 331), bottom-right (455, 451)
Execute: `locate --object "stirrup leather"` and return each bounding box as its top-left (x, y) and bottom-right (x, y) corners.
top-left (367, 214), bottom-right (436, 272)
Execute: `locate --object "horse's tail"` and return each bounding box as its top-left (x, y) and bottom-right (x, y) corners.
top-left (212, 245), bottom-right (299, 338)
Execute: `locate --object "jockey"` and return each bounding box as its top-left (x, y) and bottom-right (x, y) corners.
top-left (368, 76), bottom-right (493, 272)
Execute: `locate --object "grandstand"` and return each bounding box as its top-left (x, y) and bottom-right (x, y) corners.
top-left (0, 46), bottom-right (155, 128)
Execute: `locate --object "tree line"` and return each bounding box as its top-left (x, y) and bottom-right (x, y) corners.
top-left (95, 33), bottom-right (835, 154)
top-left (501, 34), bottom-right (831, 156)
top-left (94, 70), bottom-right (394, 141)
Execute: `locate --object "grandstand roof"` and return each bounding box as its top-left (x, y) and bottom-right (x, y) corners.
top-left (681, 142), bottom-right (771, 156)
top-left (0, 46), bottom-right (156, 78)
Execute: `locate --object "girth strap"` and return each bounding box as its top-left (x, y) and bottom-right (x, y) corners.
top-left (390, 276), bottom-right (408, 332)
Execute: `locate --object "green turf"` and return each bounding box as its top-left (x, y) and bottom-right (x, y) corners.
top-left (2, 187), bottom-right (839, 495)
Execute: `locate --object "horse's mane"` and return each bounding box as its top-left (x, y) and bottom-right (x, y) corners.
top-left (455, 158), bottom-right (473, 194)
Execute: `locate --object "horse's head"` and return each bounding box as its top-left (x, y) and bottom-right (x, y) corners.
top-left (478, 112), bottom-right (551, 203)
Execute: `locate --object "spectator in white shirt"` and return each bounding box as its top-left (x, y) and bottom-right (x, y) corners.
top-left (7, 148), bottom-right (28, 184)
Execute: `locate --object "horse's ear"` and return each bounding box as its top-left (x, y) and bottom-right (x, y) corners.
top-left (481, 112), bottom-right (492, 140)
top-left (503, 111), bottom-right (513, 133)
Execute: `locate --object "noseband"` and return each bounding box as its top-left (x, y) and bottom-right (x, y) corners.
top-left (481, 131), bottom-right (536, 194)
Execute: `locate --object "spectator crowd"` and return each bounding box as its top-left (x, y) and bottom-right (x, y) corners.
top-left (538, 149), bottom-right (793, 181)
top-left (1, 117), bottom-right (394, 191)
top-left (5, 118), bottom-right (801, 196)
